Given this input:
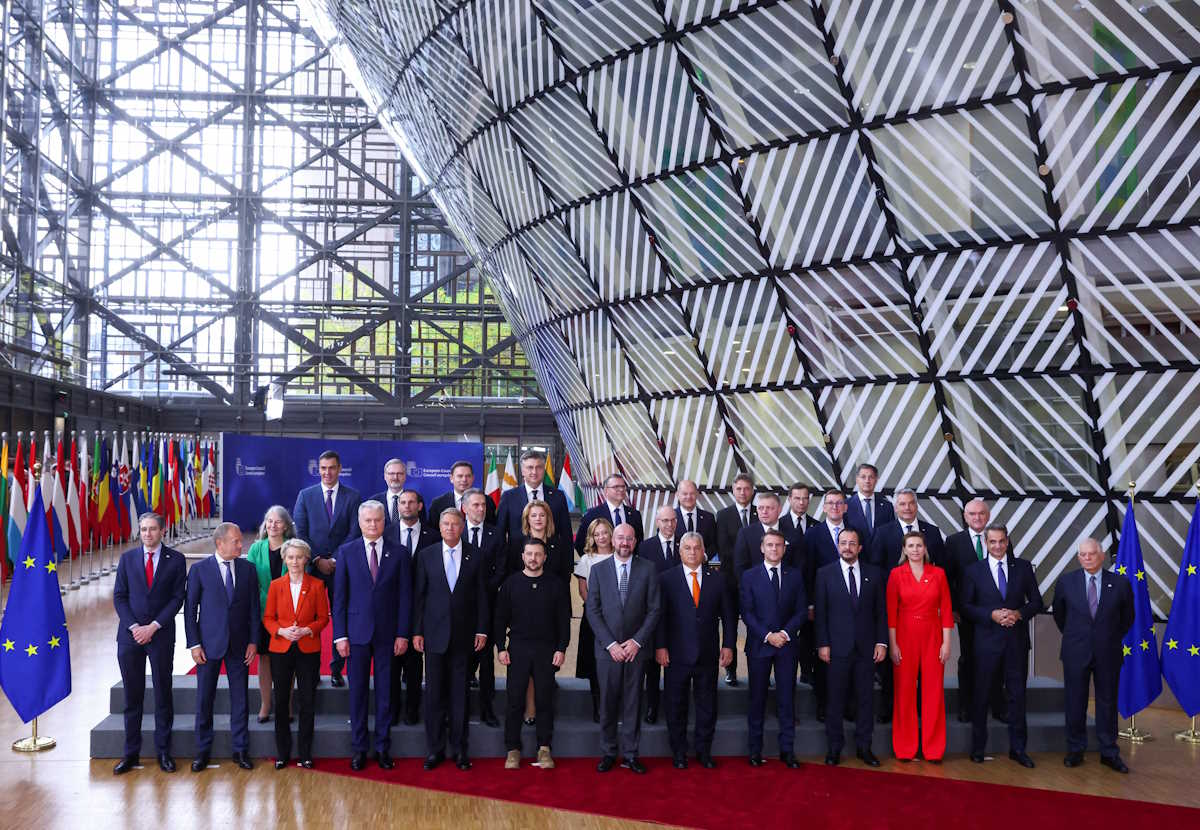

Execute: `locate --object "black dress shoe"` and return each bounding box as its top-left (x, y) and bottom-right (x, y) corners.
top-left (697, 754), bottom-right (716, 769)
top-left (329, 673), bottom-right (344, 688)
top-left (423, 752), bottom-right (444, 771)
top-left (299, 759), bottom-right (314, 769)
top-left (468, 677), bottom-right (479, 689)
top-left (970, 753), bottom-right (985, 763)
top-left (621, 757), bottom-right (647, 774)
top-left (597, 755), bottom-right (617, 773)
top-left (404, 711), bottom-right (420, 726)
top-left (481, 708), bottom-right (500, 728)
top-left (956, 710), bottom-right (971, 723)
top-left (748, 754), bottom-right (765, 767)
top-left (672, 754), bottom-right (687, 769)
top-left (592, 707), bottom-right (600, 724)
top-left (233, 751), bottom-right (254, 770)
top-left (257, 714), bottom-right (271, 724)
top-left (190, 755), bottom-right (209, 773)
top-left (274, 759), bottom-right (288, 770)
top-left (856, 748), bottom-right (880, 767)
top-left (995, 712), bottom-right (1010, 724)
top-left (1064, 752), bottom-right (1084, 768)
top-left (350, 752), bottom-right (366, 771)
top-left (1100, 755), bottom-right (1129, 774)
top-left (377, 752), bottom-right (394, 770)
top-left (724, 670), bottom-right (738, 686)
top-left (455, 755), bottom-right (472, 770)
top-left (1009, 750), bottom-right (1035, 768)
top-left (876, 712), bottom-right (892, 724)
top-left (780, 752), bottom-right (800, 769)
top-left (825, 752), bottom-right (840, 766)
top-left (644, 706), bottom-right (658, 724)
top-left (815, 705), bottom-right (826, 723)
top-left (113, 756), bottom-right (138, 775)
top-left (158, 753), bottom-right (176, 773)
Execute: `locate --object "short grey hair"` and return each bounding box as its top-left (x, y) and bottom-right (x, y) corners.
top-left (280, 538), bottom-right (312, 562)
top-left (519, 449), bottom-right (546, 464)
top-left (461, 487), bottom-right (487, 503)
top-left (439, 506), bottom-right (466, 524)
top-left (383, 458), bottom-right (407, 472)
top-left (755, 491), bottom-right (781, 506)
top-left (212, 522), bottom-right (240, 544)
top-left (358, 500), bottom-right (386, 519)
top-left (138, 511), bottom-right (165, 530)
top-left (895, 487), bottom-right (917, 498)
top-left (678, 531), bottom-right (705, 549)
top-left (258, 504), bottom-right (296, 541)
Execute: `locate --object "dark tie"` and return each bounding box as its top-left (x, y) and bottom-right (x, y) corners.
top-left (613, 508), bottom-right (622, 526)
top-left (848, 564), bottom-right (858, 607)
top-left (531, 488), bottom-right (539, 501)
top-left (863, 498), bottom-right (873, 532)
top-left (741, 508), bottom-right (749, 528)
top-left (997, 562), bottom-right (1007, 599)
top-left (905, 524), bottom-right (913, 534)
top-left (223, 560), bottom-right (234, 603)
top-left (324, 489), bottom-right (334, 520)
top-left (471, 527), bottom-right (479, 548)
top-left (770, 565), bottom-right (780, 594)
top-left (405, 527), bottom-right (414, 555)
top-left (686, 512), bottom-right (694, 533)
top-left (1088, 574), bottom-right (1098, 619)
top-left (665, 540), bottom-right (673, 562)
top-left (618, 562), bottom-right (629, 605)
top-left (392, 494), bottom-right (401, 523)
top-left (369, 541), bottom-right (379, 582)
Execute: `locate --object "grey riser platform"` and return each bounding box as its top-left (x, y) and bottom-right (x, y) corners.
top-left (103, 676), bottom-right (1068, 718)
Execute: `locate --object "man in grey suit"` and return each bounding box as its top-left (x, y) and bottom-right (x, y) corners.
top-left (585, 523), bottom-right (662, 774)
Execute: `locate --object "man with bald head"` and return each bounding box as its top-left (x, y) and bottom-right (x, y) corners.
top-left (637, 505), bottom-right (681, 722)
top-left (1052, 538), bottom-right (1134, 773)
top-left (674, 480), bottom-right (717, 555)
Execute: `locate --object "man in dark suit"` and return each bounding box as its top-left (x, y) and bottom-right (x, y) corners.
top-left (412, 508), bottom-right (489, 771)
top-left (463, 488), bottom-right (504, 727)
top-left (655, 532), bottom-right (735, 769)
top-left (429, 460), bottom-right (496, 525)
top-left (946, 498), bottom-right (1009, 722)
top-left (333, 501), bottom-right (412, 770)
top-left (636, 505), bottom-right (679, 723)
top-left (185, 522), bottom-right (260, 772)
top-left (715, 473), bottom-right (756, 686)
top-left (387, 487), bottom-right (438, 725)
top-left (112, 512), bottom-right (187, 775)
top-left (586, 523), bottom-right (662, 774)
top-left (674, 479), bottom-right (717, 554)
top-left (742, 529), bottom-right (807, 768)
top-left (733, 492), bottom-right (797, 579)
top-left (1052, 537), bottom-right (1135, 773)
top-left (844, 463), bottom-right (894, 548)
top-left (576, 473), bottom-right (645, 556)
top-left (294, 449), bottom-right (361, 685)
top-left (496, 449), bottom-right (573, 560)
top-left (370, 457), bottom-right (428, 531)
top-left (814, 527), bottom-right (887, 766)
top-left (781, 483), bottom-right (816, 686)
top-left (962, 523), bottom-right (1044, 767)
top-left (867, 488), bottom-right (945, 723)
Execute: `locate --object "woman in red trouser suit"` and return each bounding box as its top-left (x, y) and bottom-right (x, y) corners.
top-left (887, 532), bottom-right (953, 761)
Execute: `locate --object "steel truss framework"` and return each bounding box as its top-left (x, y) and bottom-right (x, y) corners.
top-left (0, 0), bottom-right (543, 436)
top-left (306, 0), bottom-right (1200, 609)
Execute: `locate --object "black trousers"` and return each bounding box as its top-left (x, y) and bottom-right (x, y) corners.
top-left (643, 661), bottom-right (662, 712)
top-left (876, 657), bottom-right (894, 718)
top-left (971, 643), bottom-right (1028, 754)
top-left (826, 653), bottom-right (875, 753)
top-left (117, 637), bottom-right (175, 757)
top-left (390, 648), bottom-right (423, 722)
top-left (1064, 657), bottom-right (1120, 757)
top-left (272, 644), bottom-right (319, 761)
top-left (503, 642), bottom-right (556, 750)
top-left (424, 648), bottom-right (471, 757)
top-left (470, 642), bottom-right (496, 714)
top-left (958, 620), bottom-right (1006, 717)
top-left (664, 661), bottom-right (718, 756)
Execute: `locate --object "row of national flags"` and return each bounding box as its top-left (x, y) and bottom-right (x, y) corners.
top-left (0, 432), bottom-right (218, 581)
top-left (481, 449), bottom-right (584, 511)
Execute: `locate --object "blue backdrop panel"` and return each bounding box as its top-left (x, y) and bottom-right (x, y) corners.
top-left (219, 434), bottom-right (482, 532)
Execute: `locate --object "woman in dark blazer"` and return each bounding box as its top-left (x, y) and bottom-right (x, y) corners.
top-left (263, 538), bottom-right (330, 768)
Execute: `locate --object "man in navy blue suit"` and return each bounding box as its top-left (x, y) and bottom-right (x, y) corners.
top-left (496, 449), bottom-right (573, 560)
top-left (674, 479), bottom-right (717, 553)
top-left (636, 505), bottom-right (680, 723)
top-left (112, 512), bottom-right (187, 775)
top-left (332, 501), bottom-right (412, 771)
top-left (655, 532), bottom-right (735, 769)
top-left (814, 527), bottom-right (887, 767)
top-left (741, 529), bottom-right (807, 768)
top-left (963, 524), bottom-right (1044, 768)
top-left (1052, 537), bottom-right (1134, 773)
top-left (780, 483), bottom-right (816, 686)
top-left (844, 464), bottom-right (894, 548)
top-left (715, 473), bottom-right (756, 686)
top-left (370, 457), bottom-right (428, 531)
top-left (463, 488), bottom-right (504, 727)
top-left (294, 449), bottom-right (361, 685)
top-left (576, 473), bottom-right (644, 556)
top-left (185, 522), bottom-right (260, 772)
top-left (386, 487), bottom-right (438, 726)
top-left (429, 460), bottom-right (496, 525)
top-left (412, 508), bottom-right (490, 771)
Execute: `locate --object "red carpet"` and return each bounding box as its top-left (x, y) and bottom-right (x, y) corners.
top-left (313, 756), bottom-right (1186, 829)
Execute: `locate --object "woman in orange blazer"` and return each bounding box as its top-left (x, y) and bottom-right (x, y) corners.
top-left (263, 538), bottom-right (330, 768)
top-left (887, 532), bottom-right (953, 762)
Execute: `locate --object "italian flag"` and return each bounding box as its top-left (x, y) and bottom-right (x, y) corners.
top-left (484, 452), bottom-right (501, 508)
top-left (558, 453), bottom-right (583, 512)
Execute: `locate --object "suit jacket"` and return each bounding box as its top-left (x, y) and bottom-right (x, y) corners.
top-left (814, 560), bottom-right (887, 659)
top-left (869, 518), bottom-right (946, 570)
top-left (733, 522), bottom-right (802, 581)
top-left (637, 535), bottom-right (681, 573)
top-left (575, 502), bottom-right (645, 556)
top-left (803, 521), bottom-right (866, 598)
top-left (113, 545), bottom-right (187, 647)
top-left (715, 503), bottom-right (754, 566)
top-left (263, 573), bottom-right (330, 654)
top-left (674, 506), bottom-right (718, 556)
top-left (387, 520), bottom-right (439, 558)
top-left (1051, 568), bottom-right (1134, 670)
top-left (429, 489), bottom-right (496, 525)
top-left (369, 489), bottom-right (429, 528)
top-left (946, 528), bottom-right (1012, 609)
top-left (412, 540), bottom-right (489, 654)
top-left (655, 565), bottom-right (735, 666)
top-left (331, 535), bottom-right (412, 646)
top-left (496, 485), bottom-right (574, 561)
top-left (584, 555), bottom-right (662, 655)
top-left (845, 492), bottom-right (895, 543)
top-left (464, 523), bottom-right (506, 594)
top-left (740, 563), bottom-right (807, 659)
top-left (779, 511), bottom-right (815, 547)
top-left (294, 483), bottom-right (362, 561)
top-left (961, 554), bottom-right (1044, 654)
top-left (184, 555), bottom-right (261, 660)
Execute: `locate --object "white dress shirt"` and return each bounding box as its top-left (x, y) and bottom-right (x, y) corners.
top-left (398, 521), bottom-right (421, 551)
top-left (466, 522), bottom-right (484, 547)
top-left (683, 564), bottom-right (703, 593)
top-left (362, 536), bottom-right (384, 569)
top-left (525, 483), bottom-right (542, 502)
top-left (679, 508), bottom-right (697, 532)
top-left (826, 519), bottom-right (845, 545)
top-left (788, 511), bottom-right (807, 531)
top-left (216, 554), bottom-right (236, 588)
top-left (607, 500), bottom-right (626, 525)
top-left (990, 555), bottom-right (1009, 593)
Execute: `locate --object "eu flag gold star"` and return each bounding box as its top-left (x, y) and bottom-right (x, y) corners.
top-left (1140, 639), bottom-right (1149, 651)
top-left (1135, 570), bottom-right (1145, 581)
top-left (22, 556), bottom-right (34, 569)
top-left (48, 636), bottom-right (61, 649)
top-left (1122, 644), bottom-right (1132, 656)
top-left (1168, 639), bottom-right (1179, 650)
top-left (44, 560), bottom-right (57, 573)
top-left (1188, 565), bottom-right (1198, 576)
top-left (1117, 565), bottom-right (1127, 575)
top-left (1190, 645), bottom-right (1200, 657)
top-left (25, 644), bottom-right (37, 657)
top-left (2, 640), bottom-right (13, 652)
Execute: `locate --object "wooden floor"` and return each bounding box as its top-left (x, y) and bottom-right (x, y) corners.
top-left (0, 539), bottom-right (1197, 829)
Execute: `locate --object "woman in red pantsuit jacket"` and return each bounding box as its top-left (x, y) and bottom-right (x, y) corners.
top-left (887, 531), bottom-right (953, 762)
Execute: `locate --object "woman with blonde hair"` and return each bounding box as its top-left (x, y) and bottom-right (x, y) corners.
top-left (246, 505), bottom-right (295, 722)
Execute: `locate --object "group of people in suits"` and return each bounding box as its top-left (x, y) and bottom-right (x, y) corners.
top-left (109, 451), bottom-right (1137, 777)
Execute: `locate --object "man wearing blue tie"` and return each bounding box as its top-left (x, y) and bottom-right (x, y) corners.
top-left (185, 522), bottom-right (260, 772)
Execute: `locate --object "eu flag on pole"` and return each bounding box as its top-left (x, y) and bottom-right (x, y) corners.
top-left (0, 486), bottom-right (71, 722)
top-left (1162, 498), bottom-right (1200, 716)
top-left (1115, 500), bottom-right (1161, 717)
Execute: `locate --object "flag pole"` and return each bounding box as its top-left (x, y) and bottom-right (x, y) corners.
top-left (0, 430), bottom-right (9, 615)
top-left (1176, 715), bottom-right (1200, 743)
top-left (67, 430), bottom-right (79, 591)
top-left (1118, 480), bottom-right (1153, 743)
top-left (11, 716), bottom-right (56, 752)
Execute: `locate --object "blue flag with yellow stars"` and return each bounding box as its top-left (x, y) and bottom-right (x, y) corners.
top-left (1115, 500), bottom-right (1161, 717)
top-left (0, 486), bottom-right (71, 722)
top-left (1162, 498), bottom-right (1200, 716)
